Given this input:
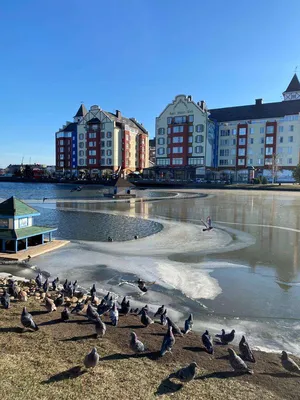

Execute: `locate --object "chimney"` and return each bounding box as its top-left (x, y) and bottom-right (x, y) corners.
top-left (200, 100), bottom-right (207, 111)
top-left (116, 110), bottom-right (121, 119)
top-left (187, 95), bottom-right (192, 101)
top-left (255, 98), bottom-right (263, 105)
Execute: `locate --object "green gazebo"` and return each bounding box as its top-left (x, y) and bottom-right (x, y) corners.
top-left (0, 196), bottom-right (57, 253)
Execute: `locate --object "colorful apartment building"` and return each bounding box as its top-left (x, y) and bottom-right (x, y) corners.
top-left (155, 75), bottom-right (300, 181)
top-left (56, 104), bottom-right (149, 176)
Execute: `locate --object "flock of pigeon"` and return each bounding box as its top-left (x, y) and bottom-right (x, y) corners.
top-left (1, 274), bottom-right (300, 383)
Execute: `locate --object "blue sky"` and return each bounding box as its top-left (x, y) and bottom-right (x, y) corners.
top-left (1, 0), bottom-right (300, 167)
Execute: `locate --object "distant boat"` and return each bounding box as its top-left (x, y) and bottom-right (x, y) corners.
top-left (70, 186), bottom-right (83, 193)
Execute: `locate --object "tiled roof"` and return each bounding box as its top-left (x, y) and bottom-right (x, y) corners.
top-left (285, 74), bottom-right (300, 92)
top-left (209, 100), bottom-right (300, 123)
top-left (87, 117), bottom-right (101, 124)
top-left (0, 226), bottom-right (57, 240)
top-left (61, 122), bottom-right (77, 132)
top-left (0, 197), bottom-right (39, 217)
top-left (74, 104), bottom-right (88, 117)
top-left (106, 112), bottom-right (148, 134)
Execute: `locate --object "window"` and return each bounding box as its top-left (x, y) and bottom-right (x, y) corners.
top-left (60, 147), bottom-right (64, 152)
top-left (158, 138), bottom-right (165, 145)
top-left (248, 148), bottom-right (253, 155)
top-left (220, 130), bottom-right (230, 136)
top-left (106, 132), bottom-right (112, 138)
top-left (188, 146), bottom-right (193, 153)
top-left (106, 158), bottom-right (112, 165)
top-left (172, 158), bottom-right (183, 165)
top-left (249, 127), bottom-right (255, 134)
top-left (277, 147), bottom-right (283, 154)
top-left (107, 141), bottom-right (112, 147)
top-left (0, 219), bottom-right (8, 229)
top-left (279, 136), bottom-right (283, 143)
top-left (265, 147), bottom-right (273, 155)
top-left (167, 148), bottom-right (171, 154)
top-left (266, 126), bottom-right (274, 134)
top-left (289, 125), bottom-right (294, 132)
top-left (173, 147), bottom-right (183, 153)
top-left (101, 141), bottom-right (105, 147)
top-left (195, 145), bottom-right (203, 153)
top-left (73, 158), bottom-right (75, 162)
top-left (288, 158), bottom-right (293, 164)
top-left (60, 161), bottom-right (64, 167)
top-left (59, 140), bottom-right (64, 145)
top-left (101, 132), bottom-right (105, 138)
top-left (220, 149), bottom-right (229, 156)
top-left (230, 159), bottom-right (234, 165)
top-left (174, 116), bottom-right (186, 124)
top-left (288, 147), bottom-right (292, 154)
top-left (173, 126), bottom-right (184, 133)
top-left (157, 148), bottom-right (165, 155)
top-left (239, 127), bottom-right (246, 135)
top-left (79, 142), bottom-right (84, 148)
top-left (196, 135), bottom-right (204, 143)
top-left (279, 126), bottom-right (284, 133)
top-left (260, 148), bottom-right (264, 155)
top-left (89, 141), bottom-right (96, 147)
top-left (219, 159), bottom-right (229, 166)
top-left (188, 115), bottom-right (194, 122)
top-left (72, 151), bottom-right (75, 155)
top-left (167, 117), bottom-right (172, 124)
top-left (59, 154), bottom-right (64, 160)
top-left (89, 159), bottom-right (96, 164)
top-left (231, 139), bottom-right (236, 145)
top-left (258, 158), bottom-right (263, 165)
top-left (173, 136), bottom-right (183, 143)
top-left (248, 158), bottom-right (253, 165)
top-left (167, 127), bottom-right (171, 134)
top-left (188, 136), bottom-right (193, 143)
top-left (157, 158), bottom-right (170, 165)
top-left (288, 136), bottom-right (293, 142)
top-left (230, 148), bottom-right (236, 155)
top-left (266, 137), bottom-right (273, 144)
top-left (239, 138), bottom-right (246, 145)
top-left (265, 158), bottom-right (272, 165)
top-left (167, 137), bottom-right (171, 144)
top-left (196, 124), bottom-right (204, 132)
top-left (238, 159), bottom-right (245, 165)
top-left (101, 150), bottom-right (105, 156)
top-left (220, 139), bottom-right (229, 146)
top-left (79, 133), bottom-right (84, 140)
top-left (19, 218), bottom-right (28, 228)
top-left (79, 159), bottom-right (84, 166)
top-left (250, 138), bottom-right (254, 144)
top-left (188, 157), bottom-right (204, 165)
top-left (89, 150), bottom-right (96, 156)
top-left (158, 128), bottom-right (165, 135)
top-left (73, 143), bottom-right (75, 148)
top-left (260, 127), bottom-right (265, 134)
top-left (260, 137), bottom-right (264, 144)
top-left (107, 150), bottom-right (112, 156)
top-left (232, 128), bottom-right (237, 135)
top-left (220, 149), bottom-right (224, 156)
top-left (238, 148), bottom-right (245, 156)
top-left (100, 158), bottom-right (105, 165)
top-left (188, 125), bottom-right (193, 133)
top-left (89, 133), bottom-right (96, 138)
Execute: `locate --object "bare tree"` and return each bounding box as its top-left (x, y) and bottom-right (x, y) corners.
top-left (269, 153), bottom-right (281, 183)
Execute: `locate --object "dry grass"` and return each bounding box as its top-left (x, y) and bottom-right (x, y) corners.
top-left (0, 297), bottom-right (299, 400)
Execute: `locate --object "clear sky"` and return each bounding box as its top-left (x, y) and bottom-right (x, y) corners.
top-left (1, 0), bottom-right (300, 167)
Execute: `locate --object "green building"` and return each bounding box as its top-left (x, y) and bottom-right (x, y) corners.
top-left (0, 196), bottom-right (57, 253)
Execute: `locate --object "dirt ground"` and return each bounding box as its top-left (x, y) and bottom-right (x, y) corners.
top-left (1, 293), bottom-right (300, 400)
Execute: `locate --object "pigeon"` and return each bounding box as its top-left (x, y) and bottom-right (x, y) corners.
top-left (160, 309), bottom-right (168, 326)
top-left (175, 362), bottom-right (198, 382)
top-left (239, 336), bottom-right (255, 363)
top-left (43, 278), bottom-right (49, 293)
top-left (8, 281), bottom-right (18, 298)
top-left (72, 280), bottom-right (78, 294)
top-left (228, 348), bottom-right (253, 374)
top-left (103, 291), bottom-right (110, 302)
top-left (281, 351), bottom-right (300, 374)
top-left (154, 305), bottom-right (165, 317)
top-left (130, 331), bottom-right (145, 353)
top-left (90, 284), bottom-right (96, 297)
top-left (121, 296), bottom-right (127, 309)
top-left (0, 290), bottom-right (10, 309)
top-left (107, 296), bottom-right (113, 308)
top-left (121, 300), bottom-right (130, 315)
top-left (18, 290), bottom-right (28, 302)
top-left (110, 302), bottom-right (119, 326)
top-left (141, 309), bottom-right (154, 327)
top-left (71, 301), bottom-right (85, 314)
top-left (86, 304), bottom-right (99, 321)
top-left (54, 294), bottom-right (64, 307)
top-left (84, 347), bottom-right (100, 369)
top-left (63, 279), bottom-right (68, 291)
top-left (133, 308), bottom-right (139, 314)
top-left (52, 277), bottom-right (59, 291)
top-left (35, 273), bottom-right (42, 288)
top-left (97, 299), bottom-right (110, 316)
top-left (45, 297), bottom-right (56, 312)
top-left (215, 329), bottom-right (235, 344)
top-left (202, 330), bottom-right (214, 354)
top-left (138, 305), bottom-right (149, 315)
top-left (184, 313), bottom-right (193, 334)
top-left (167, 316), bottom-right (183, 336)
top-left (160, 326), bottom-right (175, 356)
top-left (61, 306), bottom-right (70, 321)
top-left (21, 307), bottom-right (39, 331)
top-left (95, 316), bottom-right (106, 337)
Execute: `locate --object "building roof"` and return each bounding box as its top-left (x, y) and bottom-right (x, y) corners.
top-left (149, 139), bottom-right (155, 147)
top-left (87, 117), bottom-right (101, 124)
top-left (209, 99), bottom-right (300, 123)
top-left (284, 74), bottom-right (300, 93)
top-left (106, 112), bottom-right (148, 135)
top-left (113, 177), bottom-right (136, 188)
top-left (61, 122), bottom-right (77, 132)
top-left (74, 104), bottom-right (88, 118)
top-left (0, 226), bottom-right (57, 240)
top-left (0, 197), bottom-right (40, 217)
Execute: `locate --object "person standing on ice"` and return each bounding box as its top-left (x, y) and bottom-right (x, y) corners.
top-left (206, 216), bottom-right (212, 229)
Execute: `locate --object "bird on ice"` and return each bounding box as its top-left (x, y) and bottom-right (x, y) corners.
top-left (84, 347), bottom-right (100, 369)
top-left (184, 313), bottom-right (193, 334)
top-left (228, 348), bottom-right (253, 374)
top-left (202, 330), bottom-right (214, 354)
top-left (21, 307), bottom-right (39, 331)
top-left (160, 326), bottom-right (175, 356)
top-left (175, 362), bottom-right (198, 382)
top-left (130, 331), bottom-right (145, 353)
top-left (281, 351), bottom-right (300, 375)
top-left (239, 335), bottom-right (255, 363)
top-left (215, 329), bottom-right (235, 344)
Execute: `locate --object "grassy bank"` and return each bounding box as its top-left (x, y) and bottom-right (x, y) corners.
top-left (0, 281), bottom-right (299, 400)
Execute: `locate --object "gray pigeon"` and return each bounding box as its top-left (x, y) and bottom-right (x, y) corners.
top-left (202, 330), bottom-right (214, 354)
top-left (84, 347), bottom-right (100, 369)
top-left (110, 302), bottom-right (119, 326)
top-left (167, 316), bottom-right (183, 336)
top-left (160, 309), bottom-right (167, 326)
top-left (103, 291), bottom-right (110, 302)
top-left (239, 335), bottom-right (255, 363)
top-left (175, 362), bottom-right (198, 382)
top-left (61, 306), bottom-right (70, 322)
top-left (130, 332), bottom-right (145, 353)
top-left (160, 326), bottom-right (175, 356)
top-left (138, 305), bottom-right (149, 315)
top-left (95, 316), bottom-right (106, 337)
top-left (21, 307), bottom-right (39, 331)
top-left (228, 348), bottom-right (253, 374)
top-left (1, 290), bottom-right (10, 309)
top-left (86, 304), bottom-right (99, 321)
top-left (90, 284), bottom-right (96, 297)
top-left (71, 301), bottom-right (85, 314)
top-left (52, 277), bottom-right (59, 291)
top-left (43, 278), bottom-right (49, 293)
top-left (54, 294), bottom-right (64, 307)
top-left (141, 309), bottom-right (154, 327)
top-left (97, 299), bottom-right (110, 315)
top-left (184, 313), bottom-right (193, 334)
top-left (215, 329), bottom-right (235, 344)
top-left (154, 305), bottom-right (165, 317)
top-left (35, 273), bottom-right (42, 288)
top-left (281, 351), bottom-right (300, 374)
